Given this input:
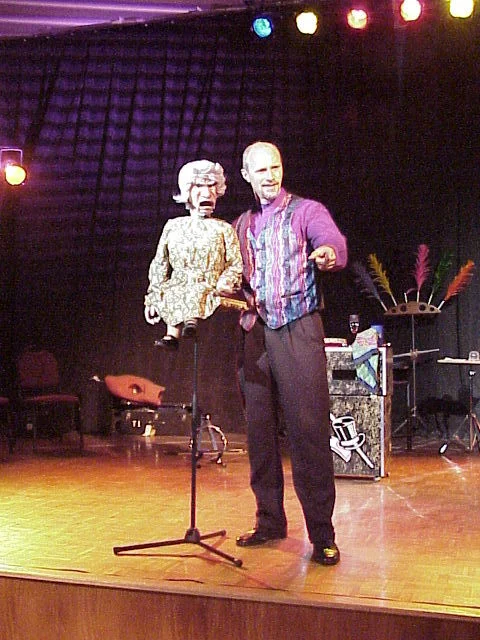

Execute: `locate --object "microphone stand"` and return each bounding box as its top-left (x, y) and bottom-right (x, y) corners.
top-left (113, 333), bottom-right (243, 567)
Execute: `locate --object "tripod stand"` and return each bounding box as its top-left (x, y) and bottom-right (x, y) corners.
top-left (437, 358), bottom-right (480, 454)
top-left (463, 368), bottom-right (480, 452)
top-left (388, 303), bottom-right (440, 449)
top-left (113, 335), bottom-right (243, 567)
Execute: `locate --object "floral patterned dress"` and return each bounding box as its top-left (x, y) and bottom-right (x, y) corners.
top-left (145, 216), bottom-right (242, 327)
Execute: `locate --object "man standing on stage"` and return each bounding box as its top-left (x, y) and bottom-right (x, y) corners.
top-left (233, 141), bottom-right (347, 565)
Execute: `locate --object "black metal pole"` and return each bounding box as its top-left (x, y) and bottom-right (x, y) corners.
top-left (187, 338), bottom-right (199, 536)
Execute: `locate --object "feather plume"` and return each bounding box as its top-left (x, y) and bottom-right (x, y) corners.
top-left (413, 244), bottom-right (430, 301)
top-left (428, 251), bottom-right (453, 304)
top-left (437, 260), bottom-right (475, 309)
top-left (351, 262), bottom-right (388, 311)
top-left (368, 254), bottom-right (397, 306)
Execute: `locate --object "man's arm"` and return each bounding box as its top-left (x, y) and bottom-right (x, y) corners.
top-left (303, 200), bottom-right (347, 271)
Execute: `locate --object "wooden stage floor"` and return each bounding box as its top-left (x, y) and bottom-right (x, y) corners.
top-left (0, 431), bottom-right (479, 639)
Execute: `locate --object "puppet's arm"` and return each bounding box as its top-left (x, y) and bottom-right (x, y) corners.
top-left (144, 222), bottom-right (172, 317)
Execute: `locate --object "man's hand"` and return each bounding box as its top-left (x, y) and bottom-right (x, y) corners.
top-left (144, 305), bottom-right (161, 325)
top-left (308, 245), bottom-right (337, 271)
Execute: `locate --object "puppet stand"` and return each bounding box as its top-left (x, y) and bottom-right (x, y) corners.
top-left (113, 332), bottom-right (243, 567)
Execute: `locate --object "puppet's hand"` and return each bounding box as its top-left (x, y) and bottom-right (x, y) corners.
top-left (216, 279), bottom-right (237, 295)
top-left (215, 277), bottom-right (237, 296)
top-left (144, 305), bottom-right (161, 325)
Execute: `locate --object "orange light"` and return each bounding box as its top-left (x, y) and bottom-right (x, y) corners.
top-left (347, 8), bottom-right (369, 30)
top-left (5, 164), bottom-right (27, 186)
top-left (1, 148), bottom-right (27, 186)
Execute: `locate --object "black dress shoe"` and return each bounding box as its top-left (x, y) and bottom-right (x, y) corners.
top-left (236, 528), bottom-right (287, 547)
top-left (154, 336), bottom-right (179, 350)
top-left (311, 542), bottom-right (340, 566)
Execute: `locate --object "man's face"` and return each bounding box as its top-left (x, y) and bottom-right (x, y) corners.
top-left (242, 145), bottom-right (283, 204)
top-left (189, 180), bottom-right (218, 217)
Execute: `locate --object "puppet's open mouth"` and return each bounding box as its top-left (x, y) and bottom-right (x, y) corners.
top-left (199, 200), bottom-right (214, 207)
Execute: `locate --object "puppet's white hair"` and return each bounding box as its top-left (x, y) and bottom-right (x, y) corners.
top-left (173, 160), bottom-right (226, 210)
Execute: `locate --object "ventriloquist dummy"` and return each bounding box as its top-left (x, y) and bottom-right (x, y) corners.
top-left (144, 160), bottom-right (242, 349)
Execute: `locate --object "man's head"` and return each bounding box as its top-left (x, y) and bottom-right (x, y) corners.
top-left (241, 142), bottom-right (283, 205)
top-left (173, 159), bottom-right (226, 217)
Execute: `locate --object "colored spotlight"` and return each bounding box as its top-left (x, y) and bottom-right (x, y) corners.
top-left (346, 8), bottom-right (369, 30)
top-left (449, 0), bottom-right (475, 18)
top-left (296, 10), bottom-right (319, 35)
top-left (400, 0), bottom-right (423, 22)
top-left (252, 15), bottom-right (274, 39)
top-left (0, 148), bottom-right (27, 186)
top-left (4, 163), bottom-right (27, 186)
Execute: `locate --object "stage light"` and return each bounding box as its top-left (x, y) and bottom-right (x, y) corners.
top-left (252, 15), bottom-right (274, 39)
top-left (346, 7), bottom-right (369, 30)
top-left (449, 0), bottom-right (475, 18)
top-left (4, 164), bottom-right (26, 187)
top-left (296, 10), bottom-right (319, 35)
top-left (0, 148), bottom-right (27, 186)
top-left (399, 0), bottom-right (423, 22)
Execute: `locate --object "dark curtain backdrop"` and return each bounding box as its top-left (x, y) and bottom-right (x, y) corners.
top-left (0, 4), bottom-right (479, 432)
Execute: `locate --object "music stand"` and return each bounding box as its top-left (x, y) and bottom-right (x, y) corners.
top-left (113, 334), bottom-right (243, 567)
top-left (386, 301), bottom-right (440, 450)
top-left (437, 357), bottom-right (480, 454)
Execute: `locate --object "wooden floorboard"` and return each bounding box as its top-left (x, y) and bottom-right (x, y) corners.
top-left (0, 431), bottom-right (479, 639)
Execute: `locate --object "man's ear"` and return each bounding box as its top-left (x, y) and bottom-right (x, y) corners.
top-left (241, 168), bottom-right (250, 183)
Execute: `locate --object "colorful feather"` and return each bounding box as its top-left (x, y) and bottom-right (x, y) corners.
top-left (437, 260), bottom-right (475, 309)
top-left (413, 244), bottom-right (430, 301)
top-left (428, 251), bottom-right (453, 304)
top-left (351, 262), bottom-right (388, 311)
top-left (368, 254), bottom-right (397, 306)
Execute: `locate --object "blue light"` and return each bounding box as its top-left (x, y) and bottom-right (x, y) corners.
top-left (252, 16), bottom-right (274, 39)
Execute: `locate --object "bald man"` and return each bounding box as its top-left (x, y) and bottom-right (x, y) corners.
top-left (233, 142), bottom-right (347, 565)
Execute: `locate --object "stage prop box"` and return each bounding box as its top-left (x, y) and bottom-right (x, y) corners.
top-left (326, 346), bottom-right (393, 479)
top-left (114, 404), bottom-right (192, 437)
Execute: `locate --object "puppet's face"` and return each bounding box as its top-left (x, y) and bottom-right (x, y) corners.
top-left (189, 179), bottom-right (218, 218)
top-left (241, 144), bottom-right (283, 204)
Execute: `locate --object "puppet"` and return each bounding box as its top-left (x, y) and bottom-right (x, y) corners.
top-left (144, 160), bottom-right (242, 349)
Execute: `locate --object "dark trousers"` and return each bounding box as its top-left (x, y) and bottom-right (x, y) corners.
top-left (239, 311), bottom-right (336, 545)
